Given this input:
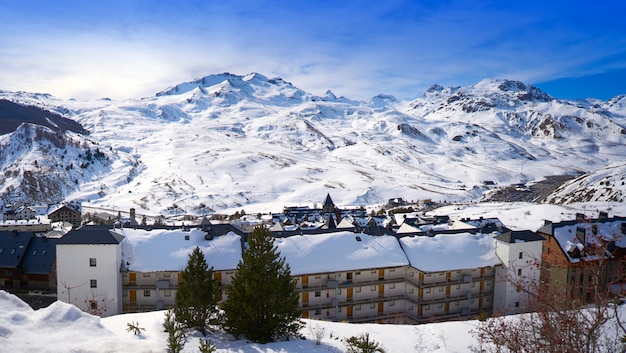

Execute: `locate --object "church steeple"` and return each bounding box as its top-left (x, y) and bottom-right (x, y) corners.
top-left (322, 193), bottom-right (335, 213)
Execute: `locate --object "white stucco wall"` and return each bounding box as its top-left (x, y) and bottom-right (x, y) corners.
top-left (493, 239), bottom-right (543, 314)
top-left (56, 243), bottom-right (122, 317)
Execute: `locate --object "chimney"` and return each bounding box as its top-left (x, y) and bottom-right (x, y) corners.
top-left (598, 211), bottom-right (608, 220)
top-left (130, 208), bottom-right (136, 220)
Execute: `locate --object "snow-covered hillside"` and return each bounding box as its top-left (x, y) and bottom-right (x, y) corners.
top-left (544, 160), bottom-right (626, 203)
top-left (0, 74), bottom-right (625, 214)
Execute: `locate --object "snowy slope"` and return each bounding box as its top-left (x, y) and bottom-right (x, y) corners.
top-left (544, 160), bottom-right (626, 203)
top-left (0, 74), bottom-right (625, 214)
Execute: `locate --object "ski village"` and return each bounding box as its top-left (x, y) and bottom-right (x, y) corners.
top-left (1, 193), bottom-right (624, 326)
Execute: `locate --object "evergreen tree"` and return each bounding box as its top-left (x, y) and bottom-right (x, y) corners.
top-left (174, 246), bottom-right (220, 335)
top-left (222, 226), bottom-right (303, 343)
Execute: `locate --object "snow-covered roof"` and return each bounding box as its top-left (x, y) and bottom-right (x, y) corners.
top-left (399, 232), bottom-right (501, 272)
top-left (274, 231), bottom-right (409, 276)
top-left (552, 218), bottom-right (626, 262)
top-left (117, 228), bottom-right (242, 272)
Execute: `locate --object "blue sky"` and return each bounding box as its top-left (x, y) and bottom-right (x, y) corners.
top-left (1, 0), bottom-right (625, 101)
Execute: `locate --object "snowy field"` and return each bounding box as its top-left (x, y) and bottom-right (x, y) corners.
top-left (0, 289), bottom-right (482, 353)
top-left (1, 289), bottom-right (624, 353)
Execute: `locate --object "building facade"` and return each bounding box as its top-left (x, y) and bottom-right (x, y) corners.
top-left (537, 212), bottom-right (626, 301)
top-left (56, 228), bottom-right (123, 317)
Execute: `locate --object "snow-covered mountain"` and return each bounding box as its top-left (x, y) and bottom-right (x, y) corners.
top-left (544, 160), bottom-right (626, 203)
top-left (0, 74), bottom-right (625, 214)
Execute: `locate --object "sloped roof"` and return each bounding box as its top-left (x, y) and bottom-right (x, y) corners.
top-left (116, 227), bottom-right (242, 272)
top-left (21, 236), bottom-right (57, 274)
top-left (275, 231), bottom-right (409, 276)
top-left (322, 193), bottom-right (335, 208)
top-left (550, 217), bottom-right (626, 262)
top-left (0, 231), bottom-right (32, 267)
top-left (57, 227), bottom-right (124, 245)
top-left (495, 230), bottom-right (545, 243)
top-left (399, 232), bottom-right (501, 272)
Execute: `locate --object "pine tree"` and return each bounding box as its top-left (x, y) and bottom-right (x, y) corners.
top-left (174, 246), bottom-right (220, 335)
top-left (222, 226), bottom-right (303, 343)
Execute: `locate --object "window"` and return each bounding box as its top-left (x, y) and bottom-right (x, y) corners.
top-left (424, 304), bottom-right (431, 310)
top-left (89, 258), bottom-right (97, 267)
top-left (42, 250), bottom-right (46, 256)
top-left (390, 283), bottom-right (395, 289)
top-left (314, 290), bottom-right (321, 297)
top-left (90, 280), bottom-right (97, 288)
top-left (515, 301), bottom-right (520, 308)
top-left (437, 303), bottom-right (443, 308)
top-left (371, 286), bottom-right (376, 291)
top-left (143, 290), bottom-right (151, 297)
top-left (5, 269), bottom-right (12, 276)
top-left (517, 269), bottom-right (522, 276)
top-left (370, 303), bottom-right (376, 309)
top-left (356, 287), bottom-right (361, 293)
top-left (0, 248), bottom-right (3, 254)
top-left (143, 273), bottom-right (150, 277)
top-left (455, 284), bottom-right (460, 290)
top-left (518, 252), bottom-right (523, 259)
top-left (389, 301), bottom-right (395, 306)
top-left (315, 308), bottom-right (321, 315)
top-left (163, 272), bottom-right (171, 277)
top-left (356, 305), bottom-right (361, 310)
top-left (409, 288), bottom-right (414, 294)
top-left (164, 290), bottom-right (172, 297)
top-left (438, 286), bottom-right (444, 292)
top-left (122, 291), bottom-right (128, 297)
top-left (425, 288), bottom-right (431, 294)
top-left (32, 250), bottom-right (37, 256)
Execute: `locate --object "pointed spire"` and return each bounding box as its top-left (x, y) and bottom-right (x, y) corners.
top-left (323, 213), bottom-right (336, 229)
top-left (322, 193), bottom-right (335, 213)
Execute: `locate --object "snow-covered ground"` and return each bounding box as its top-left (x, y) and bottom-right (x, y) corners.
top-left (0, 289), bottom-right (493, 353)
top-left (2, 289), bottom-right (624, 353)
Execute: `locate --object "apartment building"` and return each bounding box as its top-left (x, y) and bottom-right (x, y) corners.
top-left (56, 222), bottom-right (541, 322)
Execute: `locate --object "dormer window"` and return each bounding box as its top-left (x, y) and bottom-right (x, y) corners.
top-left (89, 258), bottom-right (97, 267)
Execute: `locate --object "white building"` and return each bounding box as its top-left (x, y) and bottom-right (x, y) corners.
top-left (492, 230), bottom-right (545, 314)
top-left (56, 227), bottom-right (124, 317)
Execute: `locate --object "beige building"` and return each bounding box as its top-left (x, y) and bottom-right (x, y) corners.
top-left (57, 224), bottom-right (539, 323)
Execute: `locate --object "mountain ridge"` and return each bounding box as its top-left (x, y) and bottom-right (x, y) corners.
top-left (0, 74), bottom-right (624, 213)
